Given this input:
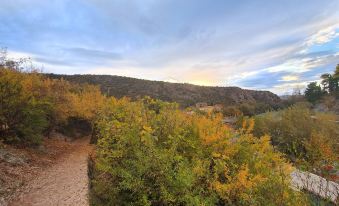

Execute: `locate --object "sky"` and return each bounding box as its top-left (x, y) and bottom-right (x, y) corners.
top-left (1, 0), bottom-right (338, 95)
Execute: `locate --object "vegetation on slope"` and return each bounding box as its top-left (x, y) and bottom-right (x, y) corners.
top-left (89, 97), bottom-right (307, 205)
top-left (1, 53), bottom-right (336, 205)
top-left (0, 57), bottom-right (105, 145)
top-left (251, 103), bottom-right (338, 178)
top-left (46, 73), bottom-right (281, 109)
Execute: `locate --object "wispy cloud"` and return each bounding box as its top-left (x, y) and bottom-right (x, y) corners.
top-left (305, 26), bottom-right (339, 46)
top-left (280, 75), bottom-right (299, 82)
top-left (1, 0), bottom-right (338, 94)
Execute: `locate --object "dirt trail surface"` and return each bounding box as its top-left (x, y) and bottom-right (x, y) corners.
top-left (5, 137), bottom-right (93, 206)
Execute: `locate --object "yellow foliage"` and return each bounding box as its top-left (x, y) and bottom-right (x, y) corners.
top-left (193, 113), bottom-right (231, 145)
top-left (91, 97), bottom-right (308, 205)
top-left (241, 118), bottom-right (255, 134)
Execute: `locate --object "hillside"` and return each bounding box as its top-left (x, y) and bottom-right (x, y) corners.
top-left (46, 74), bottom-right (281, 108)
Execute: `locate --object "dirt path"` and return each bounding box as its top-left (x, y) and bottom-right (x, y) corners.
top-left (7, 138), bottom-right (93, 206)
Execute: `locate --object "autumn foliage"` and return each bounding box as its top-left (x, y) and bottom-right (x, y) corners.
top-left (0, 64), bottom-right (105, 145)
top-left (1, 56), bottom-right (323, 205)
top-left (90, 98), bottom-right (307, 205)
top-left (252, 103), bottom-right (338, 178)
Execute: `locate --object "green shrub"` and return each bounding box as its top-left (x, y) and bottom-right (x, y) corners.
top-left (90, 98), bottom-right (307, 205)
top-left (253, 103), bottom-right (338, 172)
top-left (0, 69), bottom-right (50, 145)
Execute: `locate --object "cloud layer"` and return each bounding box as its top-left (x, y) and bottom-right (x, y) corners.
top-left (1, 0), bottom-right (338, 94)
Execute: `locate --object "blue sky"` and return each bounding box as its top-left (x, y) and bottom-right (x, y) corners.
top-left (1, 0), bottom-right (338, 94)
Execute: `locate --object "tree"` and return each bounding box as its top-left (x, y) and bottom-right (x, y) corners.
top-left (0, 47), bottom-right (7, 66)
top-left (304, 82), bottom-right (323, 103)
top-left (333, 64), bottom-right (339, 97)
top-left (334, 64), bottom-right (339, 79)
top-left (321, 73), bottom-right (337, 94)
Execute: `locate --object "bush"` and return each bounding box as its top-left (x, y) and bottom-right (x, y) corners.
top-left (90, 98), bottom-right (307, 205)
top-left (253, 103), bottom-right (338, 173)
top-left (0, 69), bottom-right (50, 145)
top-left (0, 63), bottom-right (105, 145)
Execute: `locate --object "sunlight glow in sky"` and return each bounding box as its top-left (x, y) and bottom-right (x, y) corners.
top-left (1, 0), bottom-right (338, 94)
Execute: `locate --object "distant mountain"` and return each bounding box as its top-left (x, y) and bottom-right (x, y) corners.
top-left (46, 74), bottom-right (281, 108)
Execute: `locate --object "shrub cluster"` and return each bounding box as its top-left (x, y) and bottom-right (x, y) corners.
top-left (90, 97), bottom-right (307, 205)
top-left (252, 103), bottom-right (338, 177)
top-left (0, 64), bottom-right (105, 145)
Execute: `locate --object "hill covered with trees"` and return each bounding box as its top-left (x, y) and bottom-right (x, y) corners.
top-left (46, 74), bottom-right (281, 108)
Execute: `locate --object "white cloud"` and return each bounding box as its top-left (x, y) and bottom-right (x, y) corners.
top-left (266, 58), bottom-right (312, 73)
top-left (6, 50), bottom-right (32, 59)
top-left (267, 53), bottom-right (338, 74)
top-left (271, 82), bottom-right (309, 94)
top-left (2, 0), bottom-right (339, 95)
top-left (305, 25), bottom-right (339, 46)
top-left (280, 75), bottom-right (299, 82)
